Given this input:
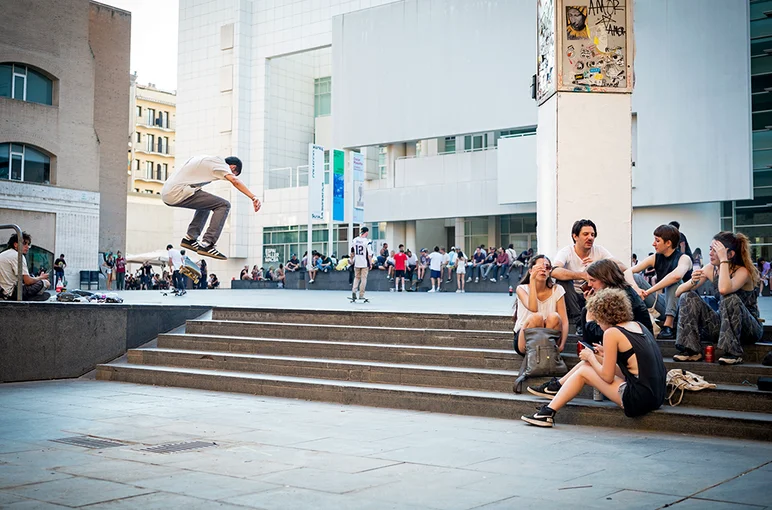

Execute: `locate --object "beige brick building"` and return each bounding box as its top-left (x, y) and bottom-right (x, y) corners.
top-left (0, 0), bottom-right (130, 286)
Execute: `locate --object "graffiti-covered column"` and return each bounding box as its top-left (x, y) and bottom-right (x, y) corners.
top-left (535, 0), bottom-right (634, 260)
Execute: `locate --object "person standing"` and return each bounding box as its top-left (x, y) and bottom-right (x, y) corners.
top-left (115, 251), bottom-right (126, 290)
top-left (166, 244), bottom-right (185, 293)
top-left (141, 261), bottom-right (153, 290)
top-left (162, 155), bottom-right (261, 260)
top-left (393, 244), bottom-right (408, 292)
top-left (350, 226), bottom-right (373, 301)
top-left (53, 253), bottom-right (66, 287)
top-left (428, 246), bottom-right (444, 293)
top-left (198, 259), bottom-right (208, 289)
top-left (102, 252), bottom-right (115, 290)
top-left (455, 248), bottom-right (467, 293)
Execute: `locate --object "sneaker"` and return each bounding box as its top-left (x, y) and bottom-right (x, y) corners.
top-left (461, 290), bottom-right (465, 293)
top-left (428, 289), bottom-right (436, 293)
top-left (309, 279), bottom-right (315, 284)
top-left (718, 354), bottom-right (743, 365)
top-left (351, 292), bottom-right (357, 301)
top-left (197, 243), bottom-right (227, 260)
top-left (521, 405), bottom-right (556, 427)
top-left (466, 277), bottom-right (472, 283)
top-left (527, 377), bottom-right (562, 399)
top-left (31, 291), bottom-right (51, 302)
top-left (658, 326), bottom-right (676, 340)
top-left (180, 237), bottom-right (200, 251)
top-left (455, 289), bottom-right (461, 293)
top-left (490, 278), bottom-right (497, 282)
top-left (446, 278), bottom-right (451, 283)
top-left (673, 349), bottom-right (703, 362)
top-left (475, 277), bottom-right (479, 283)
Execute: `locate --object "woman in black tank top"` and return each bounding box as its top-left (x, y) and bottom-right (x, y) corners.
top-left (522, 288), bottom-right (666, 427)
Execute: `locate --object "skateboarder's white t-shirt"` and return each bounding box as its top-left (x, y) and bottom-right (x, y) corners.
top-left (350, 236), bottom-right (372, 268)
top-left (428, 252), bottom-right (443, 271)
top-left (167, 248), bottom-right (184, 271)
top-left (161, 155), bottom-right (231, 205)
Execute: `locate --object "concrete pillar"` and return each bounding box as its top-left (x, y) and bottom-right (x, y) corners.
top-left (387, 143), bottom-right (406, 189)
top-left (454, 218), bottom-right (465, 252)
top-left (406, 220), bottom-right (417, 253)
top-left (488, 215), bottom-right (498, 249)
top-left (535, 0), bottom-right (633, 260)
top-left (386, 221), bottom-right (406, 251)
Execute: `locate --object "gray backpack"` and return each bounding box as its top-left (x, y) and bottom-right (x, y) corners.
top-left (513, 327), bottom-right (568, 393)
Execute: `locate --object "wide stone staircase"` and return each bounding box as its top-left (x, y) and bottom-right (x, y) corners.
top-left (96, 307), bottom-right (772, 441)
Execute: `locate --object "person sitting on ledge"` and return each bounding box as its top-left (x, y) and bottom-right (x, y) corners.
top-left (674, 232), bottom-right (763, 365)
top-left (625, 224), bottom-right (692, 340)
top-left (513, 255), bottom-right (568, 357)
top-left (580, 259), bottom-right (653, 347)
top-left (523, 288), bottom-right (666, 427)
top-left (308, 253), bottom-right (319, 284)
top-left (285, 254), bottom-right (300, 272)
top-left (0, 231), bottom-right (51, 301)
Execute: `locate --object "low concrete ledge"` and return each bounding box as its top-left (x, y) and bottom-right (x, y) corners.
top-left (303, 269), bottom-right (513, 293)
top-left (0, 302), bottom-right (211, 383)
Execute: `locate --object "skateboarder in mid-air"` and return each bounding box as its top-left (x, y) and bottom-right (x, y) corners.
top-left (161, 155), bottom-right (261, 260)
top-left (350, 227), bottom-right (373, 303)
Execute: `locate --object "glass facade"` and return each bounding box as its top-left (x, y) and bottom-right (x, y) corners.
top-left (499, 214), bottom-right (537, 254)
top-left (314, 77), bottom-right (331, 117)
top-left (262, 223), bottom-right (381, 265)
top-left (0, 143), bottom-right (51, 184)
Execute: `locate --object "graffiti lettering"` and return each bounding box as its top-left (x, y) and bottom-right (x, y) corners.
top-left (588, 0), bottom-right (622, 16)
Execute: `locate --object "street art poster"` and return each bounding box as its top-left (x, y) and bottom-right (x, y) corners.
top-left (332, 149), bottom-right (345, 222)
top-left (560, 0), bottom-right (631, 92)
top-left (537, 0), bottom-right (556, 104)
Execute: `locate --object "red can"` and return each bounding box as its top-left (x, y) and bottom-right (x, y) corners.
top-left (704, 345), bottom-right (714, 363)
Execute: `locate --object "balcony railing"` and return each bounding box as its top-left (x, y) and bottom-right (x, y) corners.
top-left (266, 164), bottom-right (329, 190)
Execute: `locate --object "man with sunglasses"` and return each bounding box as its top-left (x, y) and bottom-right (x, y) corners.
top-left (0, 231), bottom-right (51, 301)
top-left (162, 155), bottom-right (261, 260)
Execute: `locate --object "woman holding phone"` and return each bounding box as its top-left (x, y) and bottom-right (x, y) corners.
top-left (674, 232), bottom-right (762, 365)
top-left (523, 288), bottom-right (666, 427)
top-left (580, 259), bottom-right (653, 346)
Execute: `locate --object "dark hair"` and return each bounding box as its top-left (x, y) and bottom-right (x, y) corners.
top-left (668, 220), bottom-right (680, 229)
top-left (59, 254), bottom-right (65, 258)
top-left (653, 224), bottom-right (680, 249)
top-left (433, 246), bottom-right (440, 252)
top-left (713, 231), bottom-right (759, 286)
top-left (225, 156), bottom-right (242, 175)
top-left (519, 255), bottom-right (554, 288)
top-left (632, 253), bottom-right (637, 259)
top-left (456, 249), bottom-right (466, 259)
top-left (571, 219), bottom-right (597, 242)
top-left (508, 244), bottom-right (514, 249)
top-left (398, 244), bottom-right (404, 249)
top-left (693, 247), bottom-right (702, 256)
top-left (586, 259), bottom-right (629, 290)
top-left (166, 244), bottom-right (173, 250)
top-left (360, 226), bottom-right (369, 234)
top-left (7, 231), bottom-right (31, 248)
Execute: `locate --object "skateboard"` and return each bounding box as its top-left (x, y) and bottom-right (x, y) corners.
top-left (348, 297), bottom-right (370, 303)
top-left (163, 288), bottom-right (187, 296)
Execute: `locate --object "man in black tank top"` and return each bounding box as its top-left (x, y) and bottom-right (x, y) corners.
top-left (624, 225), bottom-right (693, 339)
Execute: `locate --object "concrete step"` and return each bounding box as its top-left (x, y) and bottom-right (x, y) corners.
top-left (128, 347), bottom-right (772, 414)
top-left (660, 358), bottom-right (772, 386)
top-left (562, 339), bottom-right (772, 363)
top-left (211, 307), bottom-right (513, 331)
top-left (185, 320), bottom-right (515, 350)
top-left (95, 363), bottom-right (772, 442)
top-left (157, 333), bottom-right (520, 370)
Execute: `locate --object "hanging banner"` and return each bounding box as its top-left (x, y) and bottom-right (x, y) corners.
top-left (332, 149), bottom-right (345, 222)
top-left (308, 143), bottom-right (325, 220)
top-left (352, 151), bottom-right (365, 224)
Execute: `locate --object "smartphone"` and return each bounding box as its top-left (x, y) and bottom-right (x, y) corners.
top-left (578, 340), bottom-right (594, 352)
top-left (580, 282), bottom-right (591, 292)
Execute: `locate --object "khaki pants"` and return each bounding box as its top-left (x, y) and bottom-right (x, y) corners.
top-left (353, 267), bottom-right (369, 297)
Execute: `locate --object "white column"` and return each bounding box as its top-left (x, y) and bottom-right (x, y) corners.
top-left (487, 215), bottom-right (498, 249)
top-left (454, 218), bottom-right (465, 251)
top-left (406, 220), bottom-right (417, 253)
top-left (386, 221), bottom-right (406, 250)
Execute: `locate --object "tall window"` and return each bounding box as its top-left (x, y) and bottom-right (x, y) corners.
top-left (162, 163), bottom-right (168, 180)
top-left (146, 134), bottom-right (155, 152)
top-left (0, 143), bottom-right (51, 184)
top-left (146, 107), bottom-right (155, 126)
top-left (136, 132), bottom-right (141, 143)
top-left (314, 77), bottom-right (331, 117)
top-left (464, 133), bottom-right (488, 151)
top-left (135, 105), bottom-right (142, 118)
top-left (145, 161), bottom-right (153, 179)
top-left (444, 137), bottom-right (456, 153)
top-left (161, 111), bottom-right (169, 128)
top-left (134, 159), bottom-right (140, 171)
top-left (378, 146), bottom-right (387, 179)
top-left (0, 63), bottom-right (53, 105)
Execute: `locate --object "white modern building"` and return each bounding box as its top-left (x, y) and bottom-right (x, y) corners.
top-left (176, 0), bottom-right (760, 282)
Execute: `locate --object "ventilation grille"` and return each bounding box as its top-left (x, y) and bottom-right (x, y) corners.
top-left (141, 441), bottom-right (216, 454)
top-left (51, 436), bottom-right (127, 449)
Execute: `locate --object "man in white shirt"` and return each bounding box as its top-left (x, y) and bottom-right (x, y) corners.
top-left (551, 219), bottom-right (626, 330)
top-left (0, 231), bottom-right (51, 301)
top-left (350, 226), bottom-right (373, 301)
top-left (162, 155), bottom-right (261, 260)
top-left (428, 246), bottom-right (444, 293)
top-left (166, 244), bottom-right (185, 293)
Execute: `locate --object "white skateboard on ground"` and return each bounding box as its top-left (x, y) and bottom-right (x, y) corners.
top-left (348, 293), bottom-right (369, 303)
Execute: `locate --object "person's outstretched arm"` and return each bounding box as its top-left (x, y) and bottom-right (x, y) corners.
top-left (224, 174), bottom-right (262, 212)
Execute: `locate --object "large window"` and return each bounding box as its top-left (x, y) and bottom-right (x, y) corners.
top-left (378, 146), bottom-right (387, 179)
top-left (444, 137), bottom-right (456, 153)
top-left (146, 108), bottom-right (156, 126)
top-left (262, 223), bottom-right (371, 266)
top-left (146, 134), bottom-right (155, 152)
top-left (0, 63), bottom-right (53, 105)
top-left (464, 133), bottom-right (488, 151)
top-left (314, 77), bottom-right (331, 117)
top-left (463, 218), bottom-right (489, 257)
top-left (145, 161), bottom-right (153, 179)
top-left (0, 143), bottom-right (51, 184)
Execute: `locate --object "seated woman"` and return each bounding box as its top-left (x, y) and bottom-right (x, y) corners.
top-left (674, 232), bottom-right (763, 365)
top-left (523, 288), bottom-right (667, 427)
top-left (581, 259), bottom-right (653, 345)
top-left (208, 273), bottom-right (220, 289)
top-left (513, 255), bottom-right (569, 356)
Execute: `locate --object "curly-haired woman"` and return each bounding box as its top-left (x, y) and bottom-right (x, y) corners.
top-left (522, 288), bottom-right (666, 427)
top-left (674, 232), bottom-right (763, 365)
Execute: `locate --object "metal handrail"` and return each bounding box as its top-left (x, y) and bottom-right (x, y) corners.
top-left (0, 224), bottom-right (23, 301)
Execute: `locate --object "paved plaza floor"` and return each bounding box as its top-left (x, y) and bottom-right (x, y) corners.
top-left (1, 379), bottom-right (771, 509)
top-left (104, 288), bottom-right (772, 322)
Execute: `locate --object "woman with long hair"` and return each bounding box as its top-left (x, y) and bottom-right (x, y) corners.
top-left (581, 259), bottom-right (653, 345)
top-left (455, 248), bottom-right (467, 293)
top-left (675, 232), bottom-right (763, 365)
top-left (523, 288), bottom-right (666, 427)
top-left (513, 255), bottom-right (569, 356)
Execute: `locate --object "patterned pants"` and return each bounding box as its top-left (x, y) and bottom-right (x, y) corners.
top-left (677, 292), bottom-right (763, 356)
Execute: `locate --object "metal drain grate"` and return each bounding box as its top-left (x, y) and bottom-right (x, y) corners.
top-left (51, 436), bottom-right (127, 449)
top-left (141, 441), bottom-right (216, 454)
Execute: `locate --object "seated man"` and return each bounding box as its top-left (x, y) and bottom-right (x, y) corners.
top-left (0, 231), bottom-right (51, 301)
top-left (285, 254), bottom-right (300, 272)
top-left (551, 219), bottom-right (626, 333)
top-left (386, 250), bottom-right (396, 280)
top-left (406, 248), bottom-right (417, 285)
top-left (417, 248), bottom-right (429, 282)
top-left (491, 247), bottom-right (509, 282)
top-left (624, 224), bottom-right (693, 339)
top-left (468, 246), bottom-right (486, 283)
top-left (318, 253), bottom-right (333, 273)
top-left (376, 243), bottom-right (389, 270)
top-left (509, 247), bottom-right (533, 279)
top-left (480, 247), bottom-right (497, 281)
top-left (445, 246), bottom-right (457, 283)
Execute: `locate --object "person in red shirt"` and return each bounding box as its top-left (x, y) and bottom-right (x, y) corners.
top-left (115, 251), bottom-right (127, 290)
top-left (393, 244), bottom-right (409, 292)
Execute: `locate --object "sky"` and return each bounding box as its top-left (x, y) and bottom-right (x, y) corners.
top-left (101, 0), bottom-right (179, 91)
